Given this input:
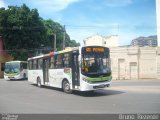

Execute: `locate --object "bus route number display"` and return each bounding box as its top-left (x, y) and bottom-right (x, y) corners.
top-left (85, 47), bottom-right (104, 53)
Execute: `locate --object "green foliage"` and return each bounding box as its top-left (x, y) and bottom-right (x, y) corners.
top-left (42, 19), bottom-right (65, 50)
top-left (42, 19), bottom-right (80, 51)
top-left (0, 4), bottom-right (46, 50)
top-left (0, 4), bottom-right (80, 60)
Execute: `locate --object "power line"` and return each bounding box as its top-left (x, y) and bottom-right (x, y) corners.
top-left (0, 48), bottom-right (53, 52)
top-left (65, 25), bottom-right (119, 29)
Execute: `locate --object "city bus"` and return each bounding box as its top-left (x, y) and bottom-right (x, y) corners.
top-left (28, 46), bottom-right (112, 93)
top-left (4, 61), bottom-right (28, 80)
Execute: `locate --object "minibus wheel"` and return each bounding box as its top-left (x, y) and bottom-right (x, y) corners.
top-left (37, 77), bottom-right (41, 87)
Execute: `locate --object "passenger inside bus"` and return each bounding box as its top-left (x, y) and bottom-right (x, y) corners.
top-left (89, 59), bottom-right (98, 72)
top-left (82, 60), bottom-right (90, 73)
top-left (82, 59), bottom-right (99, 73)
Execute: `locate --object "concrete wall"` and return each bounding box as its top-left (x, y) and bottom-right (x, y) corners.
top-left (104, 35), bottom-right (119, 47)
top-left (110, 47), bottom-right (160, 80)
top-left (84, 35), bottom-right (104, 46)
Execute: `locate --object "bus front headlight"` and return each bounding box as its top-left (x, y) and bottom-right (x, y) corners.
top-left (82, 78), bottom-right (87, 82)
top-left (82, 78), bottom-right (92, 83)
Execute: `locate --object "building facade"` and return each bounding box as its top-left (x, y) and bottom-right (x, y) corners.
top-left (84, 35), bottom-right (119, 47)
top-left (83, 35), bottom-right (160, 80)
top-left (110, 47), bottom-right (160, 80)
top-left (131, 36), bottom-right (157, 47)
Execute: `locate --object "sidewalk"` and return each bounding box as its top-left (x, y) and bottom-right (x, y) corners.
top-left (0, 78), bottom-right (4, 80)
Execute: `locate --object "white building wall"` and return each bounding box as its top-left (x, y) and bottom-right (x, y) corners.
top-left (105, 35), bottom-right (119, 47)
top-left (84, 35), bottom-right (103, 46)
top-left (110, 47), bottom-right (160, 80)
top-left (84, 35), bottom-right (119, 47)
top-left (156, 47), bottom-right (160, 79)
top-left (139, 48), bottom-right (157, 79)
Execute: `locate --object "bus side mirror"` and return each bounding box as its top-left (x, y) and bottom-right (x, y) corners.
top-left (20, 64), bottom-right (23, 71)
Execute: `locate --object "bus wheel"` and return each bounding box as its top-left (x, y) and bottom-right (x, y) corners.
top-left (37, 77), bottom-right (41, 87)
top-left (62, 80), bottom-right (72, 94)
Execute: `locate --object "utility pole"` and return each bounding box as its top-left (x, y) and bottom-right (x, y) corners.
top-left (62, 25), bottom-right (66, 50)
top-left (54, 33), bottom-right (56, 51)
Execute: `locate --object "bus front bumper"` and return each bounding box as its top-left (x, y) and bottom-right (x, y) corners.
top-left (4, 74), bottom-right (21, 80)
top-left (79, 80), bottom-right (112, 91)
top-left (93, 83), bottom-right (110, 89)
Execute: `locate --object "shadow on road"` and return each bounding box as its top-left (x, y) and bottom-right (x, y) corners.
top-left (73, 89), bottom-right (125, 97)
top-left (7, 79), bottom-right (28, 81)
top-left (31, 84), bottom-right (63, 92)
top-left (31, 84), bottom-right (125, 97)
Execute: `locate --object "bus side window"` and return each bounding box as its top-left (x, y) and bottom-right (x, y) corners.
top-left (20, 63), bottom-right (23, 71)
top-left (50, 57), bottom-right (55, 69)
top-left (24, 63), bottom-right (27, 69)
top-left (21, 63), bottom-right (27, 70)
top-left (28, 60), bottom-right (33, 70)
top-left (56, 54), bottom-right (63, 68)
top-left (38, 59), bottom-right (42, 69)
top-left (48, 58), bottom-right (51, 68)
top-left (64, 53), bottom-right (70, 68)
top-left (33, 59), bottom-right (37, 70)
top-left (54, 55), bottom-right (57, 69)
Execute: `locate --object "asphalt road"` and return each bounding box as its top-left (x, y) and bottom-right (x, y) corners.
top-left (0, 79), bottom-right (160, 113)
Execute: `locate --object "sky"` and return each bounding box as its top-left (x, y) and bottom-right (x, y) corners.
top-left (0, 0), bottom-right (157, 46)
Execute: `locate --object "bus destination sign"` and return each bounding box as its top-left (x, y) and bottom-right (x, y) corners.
top-left (85, 47), bottom-right (104, 53)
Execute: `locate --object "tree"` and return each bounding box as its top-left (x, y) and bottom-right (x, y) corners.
top-left (0, 4), bottom-right (80, 60)
top-left (43, 19), bottom-right (64, 50)
top-left (66, 39), bottom-right (80, 47)
top-left (0, 4), bottom-right (46, 60)
top-left (43, 19), bottom-right (80, 51)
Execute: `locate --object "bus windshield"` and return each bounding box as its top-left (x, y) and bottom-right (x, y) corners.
top-left (4, 62), bottom-right (20, 73)
top-left (81, 46), bottom-right (111, 77)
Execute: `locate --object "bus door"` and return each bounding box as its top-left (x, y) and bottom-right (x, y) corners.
top-left (71, 51), bottom-right (80, 88)
top-left (43, 58), bottom-right (50, 84)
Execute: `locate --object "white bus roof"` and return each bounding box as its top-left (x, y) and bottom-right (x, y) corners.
top-left (5, 61), bottom-right (27, 63)
top-left (28, 47), bottom-right (80, 61)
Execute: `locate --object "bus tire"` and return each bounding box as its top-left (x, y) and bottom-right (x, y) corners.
top-left (37, 77), bottom-right (42, 87)
top-left (62, 80), bottom-right (72, 94)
